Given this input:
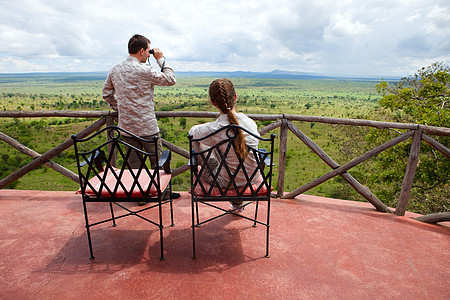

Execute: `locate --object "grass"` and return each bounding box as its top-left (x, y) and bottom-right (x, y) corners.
top-left (1, 75), bottom-right (382, 200)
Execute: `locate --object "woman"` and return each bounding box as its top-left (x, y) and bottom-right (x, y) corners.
top-left (189, 78), bottom-right (261, 211)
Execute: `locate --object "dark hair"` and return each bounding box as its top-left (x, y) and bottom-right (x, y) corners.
top-left (128, 34), bottom-right (150, 54)
top-left (209, 78), bottom-right (248, 159)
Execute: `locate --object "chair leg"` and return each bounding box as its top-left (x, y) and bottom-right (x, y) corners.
top-left (169, 199), bottom-right (175, 227)
top-left (167, 183), bottom-right (174, 227)
top-left (109, 202), bottom-right (117, 227)
top-left (82, 200), bottom-right (95, 260)
top-left (195, 201), bottom-right (200, 226)
top-left (253, 200), bottom-right (259, 227)
top-left (265, 200), bottom-right (271, 258)
top-left (191, 199), bottom-right (197, 259)
top-left (159, 226), bottom-right (165, 261)
top-left (86, 225), bottom-right (95, 260)
top-left (265, 225), bottom-right (270, 258)
top-left (158, 200), bottom-right (165, 261)
top-left (192, 225), bottom-right (197, 260)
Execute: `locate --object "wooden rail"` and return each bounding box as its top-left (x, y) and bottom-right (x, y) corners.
top-left (1, 110), bottom-right (449, 222)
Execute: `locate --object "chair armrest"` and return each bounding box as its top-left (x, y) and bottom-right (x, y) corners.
top-left (258, 148), bottom-right (272, 166)
top-left (77, 149), bottom-right (105, 172)
top-left (188, 155), bottom-right (197, 167)
top-left (158, 150), bottom-right (171, 173)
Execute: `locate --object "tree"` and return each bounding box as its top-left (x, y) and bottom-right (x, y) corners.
top-left (334, 62), bottom-right (449, 214)
top-left (376, 62), bottom-right (449, 126)
top-left (179, 117), bottom-right (187, 129)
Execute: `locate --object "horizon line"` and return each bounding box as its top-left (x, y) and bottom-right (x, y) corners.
top-left (0, 70), bottom-right (401, 80)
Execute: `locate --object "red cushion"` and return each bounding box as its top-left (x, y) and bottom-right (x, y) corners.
top-left (77, 168), bottom-right (171, 198)
top-left (189, 176), bottom-right (271, 197)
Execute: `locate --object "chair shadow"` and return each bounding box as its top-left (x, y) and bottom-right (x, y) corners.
top-left (146, 215), bottom-right (267, 274)
top-left (38, 205), bottom-right (266, 276)
top-left (40, 228), bottom-right (154, 275)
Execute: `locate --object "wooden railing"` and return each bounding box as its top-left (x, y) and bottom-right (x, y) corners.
top-left (1, 110), bottom-right (449, 222)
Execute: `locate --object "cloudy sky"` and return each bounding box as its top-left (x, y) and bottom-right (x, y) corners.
top-left (0, 0), bottom-right (449, 77)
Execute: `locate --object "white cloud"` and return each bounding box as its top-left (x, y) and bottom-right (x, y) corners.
top-left (0, 0), bottom-right (448, 76)
top-left (323, 13), bottom-right (369, 40)
top-left (0, 56), bottom-right (47, 72)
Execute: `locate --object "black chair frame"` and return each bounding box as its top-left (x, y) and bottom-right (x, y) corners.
top-left (72, 126), bottom-right (174, 261)
top-left (188, 124), bottom-right (275, 259)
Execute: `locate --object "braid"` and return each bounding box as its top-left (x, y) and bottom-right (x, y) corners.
top-left (218, 81), bottom-right (228, 111)
top-left (209, 78), bottom-right (248, 159)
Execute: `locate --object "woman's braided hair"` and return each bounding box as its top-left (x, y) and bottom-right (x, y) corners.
top-left (209, 78), bottom-right (248, 159)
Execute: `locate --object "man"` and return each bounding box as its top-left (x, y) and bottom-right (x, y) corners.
top-left (102, 34), bottom-right (179, 201)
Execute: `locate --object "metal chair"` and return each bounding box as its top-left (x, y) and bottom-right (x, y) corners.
top-left (188, 124), bottom-right (275, 259)
top-left (72, 126), bottom-right (174, 261)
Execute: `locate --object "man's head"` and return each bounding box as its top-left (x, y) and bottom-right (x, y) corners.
top-left (128, 34), bottom-right (151, 63)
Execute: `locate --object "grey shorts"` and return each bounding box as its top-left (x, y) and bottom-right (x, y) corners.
top-left (122, 133), bottom-right (163, 169)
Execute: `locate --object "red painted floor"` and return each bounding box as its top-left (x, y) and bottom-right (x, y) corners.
top-left (0, 189), bottom-right (448, 299)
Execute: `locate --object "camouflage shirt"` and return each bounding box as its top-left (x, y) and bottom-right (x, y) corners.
top-left (102, 56), bottom-right (176, 136)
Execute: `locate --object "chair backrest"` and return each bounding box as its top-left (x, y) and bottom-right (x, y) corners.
top-left (188, 124), bottom-right (275, 199)
top-left (72, 126), bottom-right (166, 200)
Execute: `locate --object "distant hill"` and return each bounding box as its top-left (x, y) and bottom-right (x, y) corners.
top-left (178, 70), bottom-right (399, 80)
top-left (176, 70), bottom-right (332, 80)
top-left (0, 72), bottom-right (109, 83)
top-left (0, 70), bottom-right (400, 82)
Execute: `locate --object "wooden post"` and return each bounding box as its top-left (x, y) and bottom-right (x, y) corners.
top-left (396, 128), bottom-right (423, 216)
top-left (172, 164), bottom-right (190, 177)
top-left (0, 110), bottom-right (448, 135)
top-left (414, 212), bottom-right (450, 224)
top-left (258, 120), bottom-right (282, 136)
top-left (105, 115), bottom-right (117, 167)
top-left (162, 139), bottom-right (190, 159)
top-left (422, 134), bottom-right (450, 159)
top-left (0, 110), bottom-right (116, 118)
top-left (0, 131), bottom-right (79, 183)
top-left (160, 139), bottom-right (191, 177)
top-left (0, 117), bottom-right (106, 189)
top-left (277, 117), bottom-right (288, 197)
top-left (286, 122), bottom-right (392, 213)
top-left (283, 130), bottom-right (415, 199)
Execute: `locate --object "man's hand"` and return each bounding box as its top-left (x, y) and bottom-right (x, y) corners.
top-left (152, 48), bottom-right (164, 60)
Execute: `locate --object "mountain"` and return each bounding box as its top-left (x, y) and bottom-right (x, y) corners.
top-left (177, 70), bottom-right (331, 79)
top-left (0, 70), bottom-right (399, 81)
